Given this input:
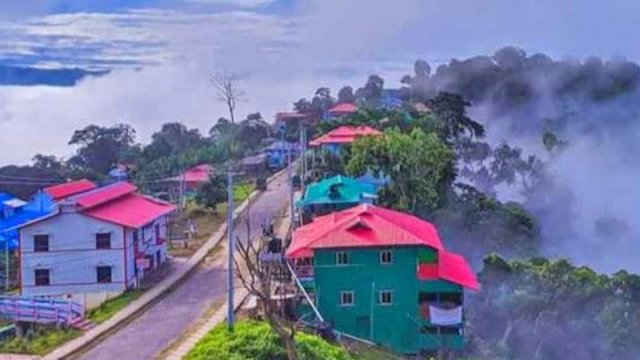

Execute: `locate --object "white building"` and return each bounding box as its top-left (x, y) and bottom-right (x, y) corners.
top-left (18, 182), bottom-right (176, 309)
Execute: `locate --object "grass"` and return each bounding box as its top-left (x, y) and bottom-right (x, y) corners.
top-left (0, 326), bottom-right (80, 355)
top-left (87, 289), bottom-right (144, 324)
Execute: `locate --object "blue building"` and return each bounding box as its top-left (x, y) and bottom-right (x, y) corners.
top-left (264, 141), bottom-right (299, 169)
top-left (0, 193), bottom-right (50, 251)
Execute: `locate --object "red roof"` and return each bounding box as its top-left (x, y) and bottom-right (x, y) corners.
top-left (44, 179), bottom-right (97, 201)
top-left (287, 204), bottom-right (479, 290)
top-left (328, 103), bottom-right (357, 115)
top-left (83, 193), bottom-right (176, 228)
top-left (164, 164), bottom-right (213, 184)
top-left (73, 182), bottom-right (137, 209)
top-left (309, 126), bottom-right (382, 146)
top-left (287, 204), bottom-right (444, 259)
top-left (437, 251), bottom-right (480, 290)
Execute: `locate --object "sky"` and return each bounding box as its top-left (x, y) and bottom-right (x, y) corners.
top-left (1, 0), bottom-right (640, 164)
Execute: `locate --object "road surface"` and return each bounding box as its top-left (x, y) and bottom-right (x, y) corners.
top-left (76, 171), bottom-right (290, 360)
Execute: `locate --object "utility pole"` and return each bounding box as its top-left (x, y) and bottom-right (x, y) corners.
top-left (226, 169), bottom-right (235, 329)
top-left (179, 169), bottom-right (186, 210)
top-left (287, 144), bottom-right (295, 228)
top-left (4, 236), bottom-right (9, 291)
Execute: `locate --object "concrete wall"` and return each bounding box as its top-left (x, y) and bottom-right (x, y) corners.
top-left (20, 212), bottom-right (128, 307)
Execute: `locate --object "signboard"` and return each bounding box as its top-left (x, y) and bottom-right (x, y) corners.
top-left (136, 258), bottom-right (150, 270)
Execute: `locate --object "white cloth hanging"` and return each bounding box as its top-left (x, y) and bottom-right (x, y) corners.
top-left (429, 305), bottom-right (463, 325)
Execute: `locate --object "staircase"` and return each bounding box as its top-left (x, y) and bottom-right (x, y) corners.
top-left (68, 316), bottom-right (95, 331)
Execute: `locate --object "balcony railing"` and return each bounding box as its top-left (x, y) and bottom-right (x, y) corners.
top-left (294, 265), bottom-right (314, 279)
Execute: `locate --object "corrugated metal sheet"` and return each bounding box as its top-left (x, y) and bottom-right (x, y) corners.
top-left (84, 194), bottom-right (176, 228)
top-left (44, 179), bottom-right (97, 201)
top-left (309, 125), bottom-right (382, 146)
top-left (74, 182), bottom-right (137, 209)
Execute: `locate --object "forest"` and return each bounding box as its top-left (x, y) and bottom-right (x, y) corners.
top-left (1, 46), bottom-right (639, 359)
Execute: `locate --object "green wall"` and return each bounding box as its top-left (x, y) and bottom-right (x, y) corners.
top-left (312, 245), bottom-right (463, 354)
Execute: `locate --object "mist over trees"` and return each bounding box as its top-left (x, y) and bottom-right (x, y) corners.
top-left (1, 46), bottom-right (639, 359)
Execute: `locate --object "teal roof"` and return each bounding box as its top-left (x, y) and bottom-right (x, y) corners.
top-left (298, 175), bottom-right (377, 207)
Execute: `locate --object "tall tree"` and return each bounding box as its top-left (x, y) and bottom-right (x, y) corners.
top-left (212, 72), bottom-right (244, 123)
top-left (145, 122), bottom-right (204, 159)
top-left (337, 85), bottom-right (355, 104)
top-left (68, 124), bottom-right (137, 175)
top-left (347, 128), bottom-right (455, 213)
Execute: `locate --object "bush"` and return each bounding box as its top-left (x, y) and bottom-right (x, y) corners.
top-left (185, 320), bottom-right (353, 360)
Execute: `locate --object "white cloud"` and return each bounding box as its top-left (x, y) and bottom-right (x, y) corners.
top-left (0, 0), bottom-right (422, 165)
top-left (183, 0), bottom-right (277, 8)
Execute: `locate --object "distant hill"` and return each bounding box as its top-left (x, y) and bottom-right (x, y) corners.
top-left (0, 65), bottom-right (109, 86)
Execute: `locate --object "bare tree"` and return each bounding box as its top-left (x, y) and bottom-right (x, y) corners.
top-left (233, 202), bottom-right (298, 360)
top-left (212, 72), bottom-right (244, 123)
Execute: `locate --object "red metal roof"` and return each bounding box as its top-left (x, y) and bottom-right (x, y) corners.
top-left (44, 179), bottom-right (97, 201)
top-left (73, 182), bottom-right (137, 209)
top-left (287, 204), bottom-right (479, 290)
top-left (328, 103), bottom-right (357, 114)
top-left (163, 164), bottom-right (213, 184)
top-left (309, 126), bottom-right (382, 146)
top-left (287, 204), bottom-right (444, 258)
top-left (437, 251), bottom-right (480, 290)
top-left (83, 193), bottom-right (176, 228)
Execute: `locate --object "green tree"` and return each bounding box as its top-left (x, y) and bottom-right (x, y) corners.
top-left (426, 92), bottom-right (485, 143)
top-left (337, 85), bottom-right (355, 104)
top-left (145, 122), bottom-right (205, 159)
top-left (196, 175), bottom-right (227, 212)
top-left (68, 123), bottom-right (137, 176)
top-left (346, 128), bottom-right (455, 213)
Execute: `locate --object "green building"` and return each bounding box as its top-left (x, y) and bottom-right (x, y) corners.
top-left (286, 204), bottom-right (479, 356)
top-left (296, 175), bottom-right (377, 217)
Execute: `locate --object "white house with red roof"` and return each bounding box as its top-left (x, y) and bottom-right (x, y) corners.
top-left (18, 182), bottom-right (176, 309)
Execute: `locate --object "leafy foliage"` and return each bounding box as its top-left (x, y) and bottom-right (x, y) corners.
top-left (467, 255), bottom-right (640, 360)
top-left (347, 128), bottom-right (455, 213)
top-left (196, 175), bottom-right (227, 212)
top-left (185, 320), bottom-right (353, 360)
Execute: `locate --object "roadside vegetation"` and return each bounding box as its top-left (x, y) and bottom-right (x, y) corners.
top-left (185, 320), bottom-right (353, 360)
top-left (87, 289), bottom-right (145, 324)
top-left (0, 326), bottom-right (80, 355)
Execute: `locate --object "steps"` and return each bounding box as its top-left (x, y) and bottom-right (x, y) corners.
top-left (69, 317), bottom-right (95, 331)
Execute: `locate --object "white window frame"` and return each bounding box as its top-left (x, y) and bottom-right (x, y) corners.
top-left (379, 250), bottom-right (392, 264)
top-left (336, 251), bottom-right (348, 265)
top-left (339, 291), bottom-right (355, 306)
top-left (379, 290), bottom-right (393, 306)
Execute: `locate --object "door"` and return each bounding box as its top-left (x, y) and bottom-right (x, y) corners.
top-left (355, 316), bottom-right (370, 340)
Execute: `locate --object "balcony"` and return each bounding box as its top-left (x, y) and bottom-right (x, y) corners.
top-left (294, 265), bottom-right (314, 280)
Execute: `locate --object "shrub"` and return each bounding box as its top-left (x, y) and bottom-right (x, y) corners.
top-left (185, 320), bottom-right (353, 360)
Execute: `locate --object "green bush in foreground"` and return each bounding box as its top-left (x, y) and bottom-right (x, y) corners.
top-left (185, 320), bottom-right (353, 360)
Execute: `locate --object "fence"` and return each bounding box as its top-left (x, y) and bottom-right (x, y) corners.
top-left (0, 296), bottom-right (84, 325)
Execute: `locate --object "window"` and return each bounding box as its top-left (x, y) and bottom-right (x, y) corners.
top-left (34, 234), bottom-right (49, 252)
top-left (336, 251), bottom-right (348, 265)
top-left (379, 290), bottom-right (393, 305)
top-left (35, 269), bottom-right (50, 286)
top-left (380, 250), bottom-right (392, 264)
top-left (96, 233), bottom-right (111, 249)
top-left (339, 291), bottom-right (354, 306)
top-left (96, 266), bottom-right (112, 283)
top-left (440, 292), bottom-right (463, 306)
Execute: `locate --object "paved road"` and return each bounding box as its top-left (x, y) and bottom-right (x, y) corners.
top-left (77, 172), bottom-right (290, 360)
